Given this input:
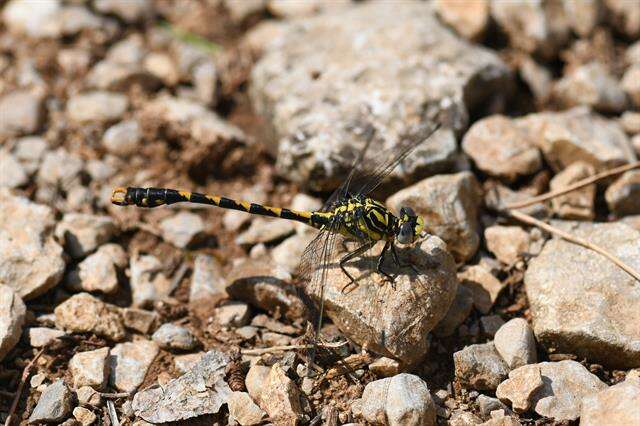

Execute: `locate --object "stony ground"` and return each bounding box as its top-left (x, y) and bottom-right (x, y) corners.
top-left (1, 0), bottom-right (640, 425)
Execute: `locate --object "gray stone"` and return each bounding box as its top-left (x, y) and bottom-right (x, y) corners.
top-left (433, 284), bottom-right (474, 337)
top-left (86, 60), bottom-right (154, 91)
top-left (228, 391), bottom-right (266, 426)
top-left (94, 0), bottom-right (153, 22)
top-left (236, 217), bottom-right (295, 246)
top-left (132, 350), bottom-right (231, 422)
top-left (2, 0), bottom-right (61, 38)
top-left (102, 120), bottom-right (141, 156)
top-left (484, 226), bottom-right (530, 266)
top-left (0, 90), bottom-right (43, 136)
top-left (580, 375), bottom-right (640, 426)
top-left (271, 231), bottom-right (318, 275)
top-left (122, 308), bottom-right (158, 334)
top-left (55, 292), bottom-right (126, 341)
top-left (70, 347), bottom-right (110, 389)
top-left (361, 373), bottom-right (436, 426)
top-left (462, 115), bottom-right (542, 181)
top-left (192, 60), bottom-right (217, 105)
top-left (623, 65), bottom-right (640, 109)
top-left (434, 0), bottom-right (489, 41)
top-left (0, 150), bottom-right (28, 188)
top-left (159, 211), bottom-right (205, 248)
top-left (190, 254), bottom-right (227, 301)
top-left (130, 254), bottom-right (174, 308)
top-left (448, 410), bottom-right (483, 426)
top-left (55, 213), bottom-right (116, 259)
top-left (13, 136), bottom-right (47, 174)
top-left (494, 319), bottom-right (537, 369)
top-left (549, 162), bottom-right (596, 220)
top-left (257, 363), bottom-right (304, 425)
top-left (480, 315), bottom-right (505, 338)
top-left (174, 352), bottom-right (204, 374)
top-left (215, 301), bottom-right (251, 327)
top-left (0, 284), bottom-right (26, 361)
top-left (37, 148), bottom-right (84, 190)
top-left (553, 62), bottom-right (628, 113)
top-left (251, 1), bottom-right (510, 192)
top-left (0, 189), bottom-right (65, 299)
top-left (605, 170), bottom-right (640, 216)
top-left (453, 342), bottom-right (510, 391)
top-left (152, 323), bottom-right (197, 351)
top-left (66, 91), bottom-right (129, 123)
top-left (28, 327), bottom-right (65, 348)
top-left (74, 244), bottom-right (124, 294)
top-left (305, 236), bottom-right (457, 365)
top-left (525, 221), bottom-right (640, 368)
top-left (458, 265), bottom-right (505, 315)
top-left (76, 386), bottom-right (101, 407)
top-left (496, 361), bottom-right (607, 421)
top-left (109, 340), bottom-right (159, 392)
top-left (28, 379), bottom-right (73, 423)
top-left (387, 171), bottom-right (482, 262)
top-left (477, 394), bottom-right (509, 418)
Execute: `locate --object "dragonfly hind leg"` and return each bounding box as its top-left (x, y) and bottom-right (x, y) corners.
top-left (339, 241), bottom-right (376, 294)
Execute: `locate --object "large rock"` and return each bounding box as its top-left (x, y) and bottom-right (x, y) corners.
top-left (69, 347), bottom-right (110, 389)
top-left (387, 172), bottom-right (482, 262)
top-left (54, 293), bottom-right (126, 341)
top-left (580, 375), bottom-right (640, 426)
top-left (109, 340), bottom-right (159, 393)
top-left (251, 1), bottom-right (511, 191)
top-left (0, 90), bottom-right (43, 136)
top-left (257, 363), bottom-right (304, 425)
top-left (496, 361), bottom-right (607, 422)
top-left (434, 0), bottom-right (489, 41)
top-left (493, 318), bottom-right (537, 369)
top-left (453, 342), bottom-right (510, 391)
top-left (0, 285), bottom-right (26, 361)
top-left (605, 170), bottom-right (640, 216)
top-left (55, 213), bottom-right (116, 259)
top-left (129, 254), bottom-right (175, 308)
top-left (0, 189), bottom-right (65, 299)
top-left (305, 236), bottom-right (457, 365)
top-left (548, 162), bottom-right (596, 220)
top-left (525, 221), bottom-right (640, 368)
top-left (27, 379), bottom-right (73, 424)
top-left (66, 91), bottom-right (129, 123)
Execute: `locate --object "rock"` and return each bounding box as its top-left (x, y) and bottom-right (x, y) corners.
top-left (226, 259), bottom-right (305, 321)
top-left (564, 0), bottom-right (601, 37)
top-left (159, 211), bottom-right (205, 248)
top-left (494, 319), bottom-right (537, 369)
top-left (484, 226), bottom-right (530, 266)
top-left (94, 0), bottom-right (153, 22)
top-left (360, 373), bottom-right (436, 426)
top-left (245, 364), bottom-right (271, 403)
top-left (621, 215), bottom-right (640, 231)
top-left (517, 55), bottom-right (553, 103)
top-left (215, 301), bottom-right (251, 327)
top-left (620, 111), bottom-right (640, 135)
top-left (54, 293), bottom-right (126, 341)
top-left (0, 90), bottom-right (43, 136)
top-left (37, 148), bottom-right (84, 190)
top-left (387, 172), bottom-right (482, 262)
top-left (192, 60), bottom-right (217, 105)
top-left (143, 52), bottom-right (179, 86)
top-left (73, 244), bottom-right (124, 294)
top-left (28, 379), bottom-right (73, 423)
top-left (122, 308), bottom-right (158, 334)
top-left (0, 150), bottom-right (28, 188)
top-left (0, 189), bottom-right (65, 299)
top-left (604, 0), bottom-right (640, 38)
top-left (480, 315), bottom-right (505, 338)
top-left (69, 347), bottom-right (110, 389)
top-left (0, 285), bottom-right (26, 361)
top-left (453, 342), bottom-right (510, 391)
top-left (132, 350), bottom-right (231, 422)
top-left (86, 60), bottom-right (155, 91)
top-left (2, 0), bottom-right (61, 38)
top-left (305, 236), bottom-right (456, 365)
top-left (552, 62), bottom-right (627, 113)
top-left (479, 410), bottom-right (520, 426)
top-left (257, 363), bottom-right (303, 425)
top-left (267, 0), bottom-right (349, 19)
top-left (190, 254), bottom-right (227, 301)
top-left (76, 386), bottom-right (101, 407)
top-left (13, 136), bottom-right (47, 174)
top-left (623, 65), bottom-right (640, 109)
top-left (58, 48), bottom-right (91, 75)
top-left (368, 357), bottom-right (401, 378)
top-left (129, 255), bottom-right (174, 308)
top-left (55, 213), bottom-right (116, 259)
top-left (271, 231), bottom-right (318, 275)
top-left (634, 134), bottom-right (640, 156)
top-left (228, 391), bottom-right (266, 426)
top-left (490, 0), bottom-right (569, 59)
top-left (73, 406), bottom-right (97, 426)
top-left (235, 217), bottom-right (295, 246)
top-left (224, 0), bottom-right (266, 23)
top-left (251, 1), bottom-right (510, 192)
top-left (109, 340), bottom-right (159, 392)
top-left (434, 0), bottom-right (489, 41)
top-left (66, 91), bottom-right (129, 123)
top-left (549, 162), bottom-right (596, 220)
top-left (102, 120), bottom-right (141, 156)
top-left (525, 221), bottom-right (640, 368)
top-left (605, 170), bottom-right (640, 216)
top-left (477, 394), bottom-right (509, 418)
top-left (496, 361), bottom-right (606, 421)
top-left (458, 265), bottom-right (505, 315)
top-left (449, 410), bottom-right (483, 426)
top-left (28, 327), bottom-right (65, 348)
top-left (433, 284), bottom-right (474, 337)
top-left (518, 107), bottom-right (636, 173)
top-left (174, 352), bottom-right (204, 374)
top-left (152, 323), bottom-right (197, 351)
top-left (580, 376), bottom-right (640, 426)
top-left (461, 115), bottom-right (542, 181)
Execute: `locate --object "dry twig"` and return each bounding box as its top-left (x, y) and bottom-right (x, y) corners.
top-left (4, 347), bottom-right (47, 426)
top-left (240, 341), bottom-right (348, 356)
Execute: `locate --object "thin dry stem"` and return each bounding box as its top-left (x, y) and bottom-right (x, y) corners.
top-left (240, 341), bottom-right (347, 355)
top-left (5, 347), bottom-right (47, 426)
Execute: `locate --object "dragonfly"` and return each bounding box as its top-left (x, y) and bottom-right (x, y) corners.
top-left (111, 121), bottom-right (442, 365)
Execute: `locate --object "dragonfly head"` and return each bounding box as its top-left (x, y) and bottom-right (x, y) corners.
top-left (396, 206), bottom-right (424, 244)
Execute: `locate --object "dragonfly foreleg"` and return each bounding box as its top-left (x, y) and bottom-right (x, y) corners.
top-left (339, 241), bottom-right (376, 294)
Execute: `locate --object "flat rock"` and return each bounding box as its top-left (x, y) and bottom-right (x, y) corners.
top-left (216, 301), bottom-right (251, 327)
top-left (458, 265), bottom-right (505, 315)
top-left (228, 391), bottom-right (266, 426)
top-left (368, 357), bottom-right (401, 378)
top-left (360, 373), bottom-right (436, 426)
top-left (152, 323), bottom-right (197, 351)
top-left (132, 350), bottom-right (231, 422)
top-left (54, 293), bottom-right (126, 341)
top-left (159, 211), bottom-right (205, 248)
top-left (549, 162), bottom-right (596, 220)
top-left (0, 284), bottom-right (26, 361)
top-left (434, 0), bottom-right (489, 41)
top-left (484, 226), bottom-right (530, 266)
top-left (494, 319), bottom-right (537, 369)
top-left (305, 236), bottom-right (456, 365)
top-left (0, 150), bottom-right (28, 188)
top-left (387, 171), bottom-right (482, 262)
top-left (109, 340), bottom-right (159, 393)
top-left (0, 90), bottom-right (43, 136)
top-left (130, 254), bottom-right (175, 308)
top-left (70, 347), bottom-right (110, 389)
top-left (257, 363), bottom-right (304, 425)
top-left (28, 379), bottom-right (73, 424)
top-left (525, 221), bottom-right (640, 368)
top-left (102, 120), bottom-right (141, 156)
top-left (454, 342), bottom-right (510, 391)
top-left (0, 189), bottom-right (65, 299)
top-left (251, 1), bottom-right (510, 191)
top-left (122, 308), bottom-right (158, 334)
top-left (66, 91), bottom-right (129, 123)
top-left (496, 361), bottom-right (607, 421)
top-left (28, 327), bottom-right (65, 348)
top-left (605, 170), bottom-right (640, 216)
top-left (55, 213), bottom-right (116, 259)
top-left (462, 115), bottom-right (542, 181)
top-left (73, 244), bottom-right (125, 294)
top-left (580, 375), bottom-right (640, 426)
top-left (190, 254), bottom-right (227, 301)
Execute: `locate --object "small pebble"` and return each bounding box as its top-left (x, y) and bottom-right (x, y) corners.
top-left (152, 323), bottom-right (198, 350)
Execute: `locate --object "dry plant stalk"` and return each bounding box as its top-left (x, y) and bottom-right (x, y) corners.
top-left (5, 347), bottom-right (47, 426)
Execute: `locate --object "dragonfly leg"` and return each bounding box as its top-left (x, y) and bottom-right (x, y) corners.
top-left (390, 243), bottom-right (420, 273)
top-left (376, 241), bottom-right (397, 287)
top-left (339, 241), bottom-right (376, 293)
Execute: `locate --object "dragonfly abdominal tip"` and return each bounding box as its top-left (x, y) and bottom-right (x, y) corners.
top-left (111, 187), bottom-right (129, 206)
